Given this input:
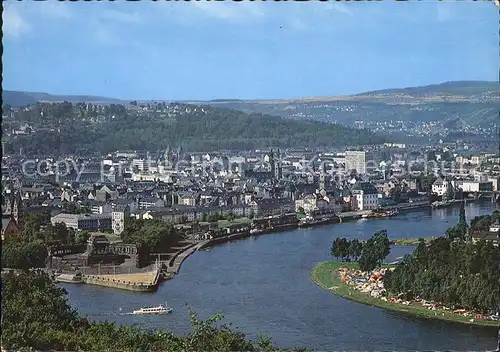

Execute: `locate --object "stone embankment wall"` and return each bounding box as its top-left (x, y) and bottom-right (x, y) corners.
top-left (83, 269), bottom-right (160, 292)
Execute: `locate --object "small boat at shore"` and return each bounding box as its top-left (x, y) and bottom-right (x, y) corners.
top-left (132, 302), bottom-right (173, 315)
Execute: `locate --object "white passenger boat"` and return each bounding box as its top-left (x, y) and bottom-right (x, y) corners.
top-left (54, 272), bottom-right (84, 284)
top-left (132, 302), bottom-right (173, 315)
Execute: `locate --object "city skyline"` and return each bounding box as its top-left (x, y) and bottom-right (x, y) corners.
top-left (3, 1), bottom-right (498, 101)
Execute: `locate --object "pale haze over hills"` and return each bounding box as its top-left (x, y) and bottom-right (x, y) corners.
top-left (3, 80), bottom-right (499, 106)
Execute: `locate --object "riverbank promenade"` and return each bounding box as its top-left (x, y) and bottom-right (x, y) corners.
top-left (167, 241), bottom-right (209, 275)
top-left (338, 210), bottom-right (372, 219)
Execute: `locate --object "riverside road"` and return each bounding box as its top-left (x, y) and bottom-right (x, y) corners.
top-left (62, 201), bottom-right (499, 351)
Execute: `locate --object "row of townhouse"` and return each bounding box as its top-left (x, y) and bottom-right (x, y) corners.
top-left (136, 198), bottom-right (296, 224)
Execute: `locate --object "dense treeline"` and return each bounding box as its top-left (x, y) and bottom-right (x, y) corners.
top-left (384, 211), bottom-right (500, 314)
top-left (2, 212), bottom-right (90, 269)
top-left (384, 237), bottom-right (500, 314)
top-left (331, 230), bottom-right (391, 271)
top-left (2, 270), bottom-right (303, 351)
top-left (1, 237), bottom-right (48, 269)
top-left (4, 102), bottom-right (385, 155)
top-left (120, 218), bottom-right (181, 251)
top-left (331, 238), bottom-right (363, 262)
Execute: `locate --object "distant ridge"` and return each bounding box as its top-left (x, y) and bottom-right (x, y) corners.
top-left (356, 81), bottom-right (499, 97)
top-left (3, 80), bottom-right (498, 107)
top-left (2, 90), bottom-right (121, 107)
top-left (209, 99), bottom-right (244, 102)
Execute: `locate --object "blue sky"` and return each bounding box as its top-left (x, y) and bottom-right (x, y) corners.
top-left (3, 1), bottom-right (498, 100)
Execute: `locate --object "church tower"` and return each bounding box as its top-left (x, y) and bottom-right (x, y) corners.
top-left (273, 148), bottom-right (283, 180)
top-left (163, 145), bottom-right (172, 167)
top-left (11, 192), bottom-right (23, 225)
top-left (269, 149), bottom-right (275, 175)
top-left (177, 145), bottom-right (183, 160)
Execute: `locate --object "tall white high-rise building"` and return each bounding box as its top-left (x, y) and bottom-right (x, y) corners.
top-left (112, 205), bottom-right (130, 235)
top-left (345, 151), bottom-right (375, 175)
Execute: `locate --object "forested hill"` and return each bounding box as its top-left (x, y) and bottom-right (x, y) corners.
top-left (3, 102), bottom-right (385, 155)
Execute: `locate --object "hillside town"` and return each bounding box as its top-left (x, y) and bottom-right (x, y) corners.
top-left (2, 145), bottom-right (499, 250)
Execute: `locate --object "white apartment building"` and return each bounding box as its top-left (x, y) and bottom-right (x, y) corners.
top-left (452, 180), bottom-right (493, 193)
top-left (51, 213), bottom-right (112, 231)
top-left (351, 182), bottom-right (380, 211)
top-left (131, 159), bottom-right (149, 172)
top-left (112, 205), bottom-right (130, 235)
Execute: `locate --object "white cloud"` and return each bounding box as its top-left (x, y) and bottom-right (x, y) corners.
top-left (190, 1), bottom-right (265, 23)
top-left (3, 5), bottom-right (30, 38)
top-left (99, 10), bottom-right (143, 24)
top-left (333, 3), bottom-right (354, 17)
top-left (92, 25), bottom-right (121, 46)
top-left (3, 2), bottom-right (72, 39)
top-left (37, 2), bottom-right (73, 20)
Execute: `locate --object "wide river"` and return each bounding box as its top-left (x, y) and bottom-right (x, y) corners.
top-left (63, 201), bottom-right (500, 351)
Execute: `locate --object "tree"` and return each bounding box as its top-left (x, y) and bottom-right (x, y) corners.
top-left (331, 238), bottom-right (341, 260)
top-left (51, 222), bottom-right (70, 244)
top-left (457, 201), bottom-right (469, 242)
top-left (441, 151), bottom-right (454, 162)
top-left (121, 219), bottom-right (181, 252)
top-left (446, 202), bottom-right (469, 242)
top-left (331, 237), bottom-right (349, 261)
top-left (358, 230), bottom-right (391, 271)
top-left (349, 239), bottom-right (363, 261)
top-left (358, 247), bottom-right (379, 272)
top-left (2, 237), bottom-right (48, 269)
top-left (208, 213), bottom-right (221, 223)
top-left (75, 230), bottom-right (90, 245)
top-left (63, 202), bottom-right (78, 214)
top-left (21, 211), bottom-right (51, 241)
top-left (388, 185), bottom-right (402, 202)
top-left (445, 225), bottom-right (461, 241)
top-left (2, 270), bottom-right (82, 350)
top-left (338, 238), bottom-right (350, 261)
top-left (419, 174), bottom-right (437, 194)
top-left (372, 230), bottom-right (391, 266)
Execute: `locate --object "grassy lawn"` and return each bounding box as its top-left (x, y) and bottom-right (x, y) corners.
top-left (311, 261), bottom-right (498, 328)
top-left (217, 217), bottom-right (251, 228)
